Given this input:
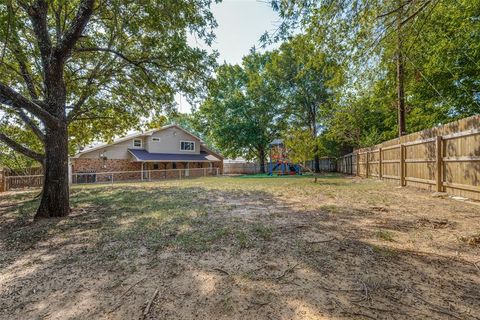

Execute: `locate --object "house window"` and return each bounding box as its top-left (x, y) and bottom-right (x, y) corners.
top-left (172, 162), bottom-right (177, 169)
top-left (152, 137), bottom-right (160, 143)
top-left (153, 163), bottom-right (159, 170)
top-left (133, 139), bottom-right (142, 148)
top-left (180, 141), bottom-right (195, 151)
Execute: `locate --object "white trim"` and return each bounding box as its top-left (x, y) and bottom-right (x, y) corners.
top-left (180, 140), bottom-right (195, 152)
top-left (133, 138), bottom-right (142, 148)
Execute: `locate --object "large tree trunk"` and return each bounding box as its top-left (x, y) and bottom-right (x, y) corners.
top-left (35, 123), bottom-right (70, 219)
top-left (311, 109), bottom-right (320, 173)
top-left (258, 147), bottom-right (266, 174)
top-left (314, 153), bottom-right (320, 173)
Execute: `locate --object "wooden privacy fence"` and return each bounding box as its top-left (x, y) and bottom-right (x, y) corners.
top-left (305, 158), bottom-right (337, 172)
top-left (223, 158), bottom-right (337, 175)
top-left (337, 115), bottom-right (480, 200)
top-left (1, 167), bottom-right (44, 191)
top-left (223, 162), bottom-right (261, 175)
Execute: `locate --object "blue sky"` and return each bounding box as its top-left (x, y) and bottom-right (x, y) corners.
top-left (177, 0), bottom-right (280, 112)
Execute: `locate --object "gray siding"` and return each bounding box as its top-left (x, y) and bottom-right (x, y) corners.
top-left (145, 127), bottom-right (200, 154)
top-left (78, 137), bottom-right (145, 160)
top-left (77, 127), bottom-right (201, 160)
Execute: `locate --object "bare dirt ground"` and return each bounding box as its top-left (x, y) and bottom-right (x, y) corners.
top-left (0, 174), bottom-right (479, 320)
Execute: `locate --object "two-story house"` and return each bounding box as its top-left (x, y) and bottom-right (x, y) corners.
top-left (71, 124), bottom-right (223, 182)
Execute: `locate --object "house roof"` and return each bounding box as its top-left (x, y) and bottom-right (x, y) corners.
top-left (269, 139), bottom-right (284, 147)
top-left (73, 124), bottom-right (205, 158)
top-left (128, 149), bottom-right (221, 162)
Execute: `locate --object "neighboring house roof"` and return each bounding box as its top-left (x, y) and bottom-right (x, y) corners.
top-left (269, 139), bottom-right (284, 146)
top-left (199, 145), bottom-right (224, 160)
top-left (73, 124), bottom-right (206, 158)
top-left (129, 149), bottom-right (221, 162)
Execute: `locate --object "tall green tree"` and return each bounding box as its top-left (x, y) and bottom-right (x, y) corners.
top-left (0, 0), bottom-right (217, 219)
top-left (267, 34), bottom-right (339, 172)
top-left (269, 0), bottom-right (480, 149)
top-left (196, 51), bottom-right (284, 172)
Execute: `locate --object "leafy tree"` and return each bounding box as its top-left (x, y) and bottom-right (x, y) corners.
top-left (282, 128), bottom-right (316, 167)
top-left (196, 51), bottom-right (284, 172)
top-left (269, 0), bottom-right (480, 148)
top-left (267, 34), bottom-right (339, 172)
top-left (0, 116), bottom-right (41, 171)
top-left (0, 0), bottom-right (217, 219)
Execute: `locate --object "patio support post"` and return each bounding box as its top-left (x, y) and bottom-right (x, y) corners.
top-left (68, 162), bottom-right (72, 186)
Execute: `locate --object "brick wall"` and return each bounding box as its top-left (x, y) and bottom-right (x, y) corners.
top-left (71, 159), bottom-right (142, 182)
top-left (71, 159), bottom-right (222, 183)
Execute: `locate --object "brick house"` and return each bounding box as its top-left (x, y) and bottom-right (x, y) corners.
top-left (71, 124), bottom-right (223, 182)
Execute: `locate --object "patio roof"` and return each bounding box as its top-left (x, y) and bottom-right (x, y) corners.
top-left (128, 149), bottom-right (221, 162)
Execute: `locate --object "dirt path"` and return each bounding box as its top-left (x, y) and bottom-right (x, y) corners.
top-left (0, 176), bottom-right (479, 319)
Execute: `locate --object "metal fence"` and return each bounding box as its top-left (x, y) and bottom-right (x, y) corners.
top-left (2, 167), bottom-right (220, 191)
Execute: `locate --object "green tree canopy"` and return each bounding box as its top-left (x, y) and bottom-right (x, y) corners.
top-left (0, 0), bottom-right (218, 218)
top-left (267, 34), bottom-right (341, 171)
top-left (195, 51), bottom-right (285, 172)
top-left (268, 0), bottom-right (480, 149)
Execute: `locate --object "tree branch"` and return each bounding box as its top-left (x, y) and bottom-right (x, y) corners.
top-left (73, 46), bottom-right (168, 96)
top-left (17, 109), bottom-right (46, 142)
top-left (0, 133), bottom-right (45, 163)
top-left (16, 58), bottom-right (39, 100)
top-left (56, 0), bottom-right (95, 59)
top-left (0, 82), bottom-right (58, 127)
top-left (75, 47), bottom-right (140, 66)
top-left (401, 0), bottom-right (432, 27)
top-left (376, 0), bottom-right (415, 19)
top-left (25, 0), bottom-right (52, 68)
top-left (74, 47), bottom-right (183, 71)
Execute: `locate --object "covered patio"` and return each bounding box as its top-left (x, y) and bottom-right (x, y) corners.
top-left (128, 149), bottom-right (223, 179)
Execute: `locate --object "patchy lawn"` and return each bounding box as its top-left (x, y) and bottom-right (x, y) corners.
top-left (0, 174), bottom-right (479, 320)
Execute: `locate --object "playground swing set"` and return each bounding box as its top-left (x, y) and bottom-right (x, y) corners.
top-left (267, 139), bottom-right (302, 176)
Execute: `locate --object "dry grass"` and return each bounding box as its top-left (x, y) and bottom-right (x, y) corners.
top-left (0, 174), bottom-right (479, 320)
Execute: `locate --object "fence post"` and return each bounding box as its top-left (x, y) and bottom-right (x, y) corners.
top-left (0, 169), bottom-right (4, 192)
top-left (68, 163), bottom-right (72, 186)
top-left (400, 144), bottom-right (405, 187)
top-left (356, 152), bottom-right (359, 177)
top-left (435, 136), bottom-right (444, 192)
top-left (378, 148), bottom-right (383, 179)
top-left (366, 151), bottom-right (370, 178)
